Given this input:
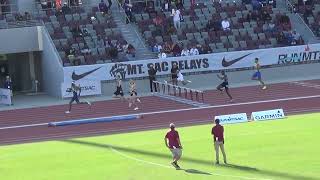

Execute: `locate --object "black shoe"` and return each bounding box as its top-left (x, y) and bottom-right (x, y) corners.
top-left (174, 162), bottom-right (181, 169)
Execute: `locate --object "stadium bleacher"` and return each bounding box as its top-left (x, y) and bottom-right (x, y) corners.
top-left (135, 0), bottom-right (305, 57)
top-left (290, 0), bottom-right (320, 37)
top-left (0, 0), bottom-right (309, 66)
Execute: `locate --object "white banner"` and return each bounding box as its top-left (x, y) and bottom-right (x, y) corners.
top-left (63, 44), bottom-right (320, 82)
top-left (0, 88), bottom-right (12, 105)
top-left (214, 113), bottom-right (248, 124)
top-left (251, 109), bottom-right (285, 121)
top-left (61, 80), bottom-right (101, 98)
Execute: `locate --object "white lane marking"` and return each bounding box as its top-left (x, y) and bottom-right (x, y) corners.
top-left (2, 106), bottom-right (319, 145)
top-left (1, 94), bottom-right (320, 131)
top-left (0, 123), bottom-right (48, 130)
top-left (290, 82), bottom-right (320, 89)
top-left (109, 147), bottom-right (272, 180)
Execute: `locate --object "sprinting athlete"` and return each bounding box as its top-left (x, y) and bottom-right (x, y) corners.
top-left (128, 79), bottom-right (141, 110)
top-left (217, 70), bottom-right (233, 101)
top-left (65, 81), bottom-right (91, 114)
top-left (252, 58), bottom-right (267, 90)
top-left (113, 75), bottom-right (124, 99)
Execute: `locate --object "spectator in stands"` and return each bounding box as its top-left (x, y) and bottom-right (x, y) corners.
top-left (158, 49), bottom-right (167, 58)
top-left (124, 0), bottom-right (133, 23)
top-left (267, 21), bottom-right (276, 33)
top-left (153, 12), bottom-right (164, 33)
top-left (181, 46), bottom-right (190, 56)
top-left (70, 0), bottom-right (80, 6)
top-left (24, 12), bottom-right (31, 20)
top-left (15, 13), bottom-right (24, 21)
top-left (109, 47), bottom-right (118, 59)
top-left (153, 43), bottom-right (162, 53)
top-left (66, 47), bottom-right (76, 64)
top-left (199, 44), bottom-right (210, 54)
top-left (261, 10), bottom-right (272, 23)
top-left (172, 8), bottom-right (181, 30)
top-left (162, 0), bottom-right (171, 12)
top-left (292, 30), bottom-right (301, 44)
top-left (81, 43), bottom-right (91, 54)
top-left (71, 25), bottom-right (83, 38)
top-left (61, 2), bottom-right (71, 14)
top-left (252, 0), bottom-right (262, 11)
top-left (176, 0), bottom-right (184, 10)
top-left (107, 0), bottom-right (112, 12)
top-left (221, 18), bottom-right (230, 31)
top-left (277, 32), bottom-right (287, 45)
top-left (99, 0), bottom-right (108, 15)
top-left (123, 42), bottom-right (136, 57)
top-left (96, 35), bottom-right (105, 48)
top-left (190, 45), bottom-right (199, 55)
top-left (172, 43), bottom-right (182, 57)
top-left (163, 42), bottom-right (172, 54)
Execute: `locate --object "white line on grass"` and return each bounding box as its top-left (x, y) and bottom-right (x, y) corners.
top-left (109, 147), bottom-right (272, 180)
top-left (1, 94), bottom-right (320, 131)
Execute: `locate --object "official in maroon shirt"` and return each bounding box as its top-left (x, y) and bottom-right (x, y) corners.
top-left (212, 119), bottom-right (227, 164)
top-left (165, 123), bottom-right (182, 169)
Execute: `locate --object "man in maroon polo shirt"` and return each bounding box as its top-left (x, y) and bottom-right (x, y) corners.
top-left (212, 119), bottom-right (227, 164)
top-left (165, 123), bottom-right (183, 169)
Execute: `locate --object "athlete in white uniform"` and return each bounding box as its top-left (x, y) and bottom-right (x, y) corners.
top-left (128, 79), bottom-right (141, 110)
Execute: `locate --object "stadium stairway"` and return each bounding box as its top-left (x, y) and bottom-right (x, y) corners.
top-left (111, 9), bottom-right (157, 60)
top-left (277, 0), bottom-right (318, 43)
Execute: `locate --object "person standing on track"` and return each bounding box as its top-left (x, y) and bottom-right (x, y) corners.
top-left (65, 81), bottom-right (91, 114)
top-left (165, 123), bottom-right (183, 169)
top-left (170, 63), bottom-right (179, 86)
top-left (217, 70), bottom-right (233, 102)
top-left (113, 75), bottom-right (124, 99)
top-left (128, 79), bottom-right (141, 110)
top-left (212, 119), bottom-right (227, 165)
top-left (148, 64), bottom-right (157, 93)
top-left (252, 58), bottom-right (267, 90)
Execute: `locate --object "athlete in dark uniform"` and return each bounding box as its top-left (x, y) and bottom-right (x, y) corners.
top-left (217, 70), bottom-right (233, 101)
top-left (113, 75), bottom-right (124, 99)
top-left (65, 82), bottom-right (91, 114)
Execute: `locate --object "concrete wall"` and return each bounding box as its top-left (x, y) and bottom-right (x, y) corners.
top-left (101, 62), bottom-right (320, 96)
top-left (40, 26), bottom-right (64, 98)
top-left (0, 26), bottom-right (41, 54)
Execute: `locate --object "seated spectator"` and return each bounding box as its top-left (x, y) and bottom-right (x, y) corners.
top-left (221, 18), bottom-right (230, 31)
top-left (176, 0), bottom-right (184, 10)
top-left (61, 2), bottom-right (71, 14)
top-left (24, 12), bottom-right (31, 20)
top-left (127, 44), bottom-right (136, 57)
top-left (153, 13), bottom-right (164, 33)
top-left (96, 35), bottom-right (105, 48)
top-left (163, 42), bottom-right (172, 54)
top-left (181, 46), bottom-right (190, 56)
top-left (252, 0), bottom-right (262, 11)
top-left (190, 45), bottom-right (199, 56)
top-left (81, 43), bottom-right (91, 54)
top-left (15, 13), bottom-right (24, 21)
top-left (172, 43), bottom-right (182, 57)
top-left (158, 49), bottom-right (167, 58)
top-left (267, 21), bottom-right (276, 32)
top-left (66, 47), bottom-right (76, 63)
top-left (199, 44), bottom-right (210, 54)
top-left (99, 0), bottom-right (108, 15)
top-left (109, 47), bottom-right (118, 59)
top-left (162, 0), bottom-right (171, 12)
top-left (292, 30), bottom-right (301, 44)
top-left (152, 43), bottom-right (162, 53)
top-left (261, 10), bottom-right (272, 22)
top-left (277, 32), bottom-right (287, 45)
top-left (71, 25), bottom-right (83, 38)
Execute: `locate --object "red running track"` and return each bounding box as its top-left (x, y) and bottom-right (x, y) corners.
top-left (0, 80), bottom-right (320, 145)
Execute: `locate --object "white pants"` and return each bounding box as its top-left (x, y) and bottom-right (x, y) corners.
top-left (174, 20), bottom-right (180, 30)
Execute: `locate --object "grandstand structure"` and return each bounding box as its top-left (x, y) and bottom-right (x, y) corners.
top-left (0, 0), bottom-right (319, 105)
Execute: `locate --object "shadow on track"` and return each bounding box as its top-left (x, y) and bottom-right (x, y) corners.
top-left (62, 139), bottom-right (317, 180)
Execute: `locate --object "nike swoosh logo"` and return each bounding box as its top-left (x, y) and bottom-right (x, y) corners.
top-left (222, 53), bottom-right (252, 67)
top-left (72, 67), bottom-right (102, 81)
